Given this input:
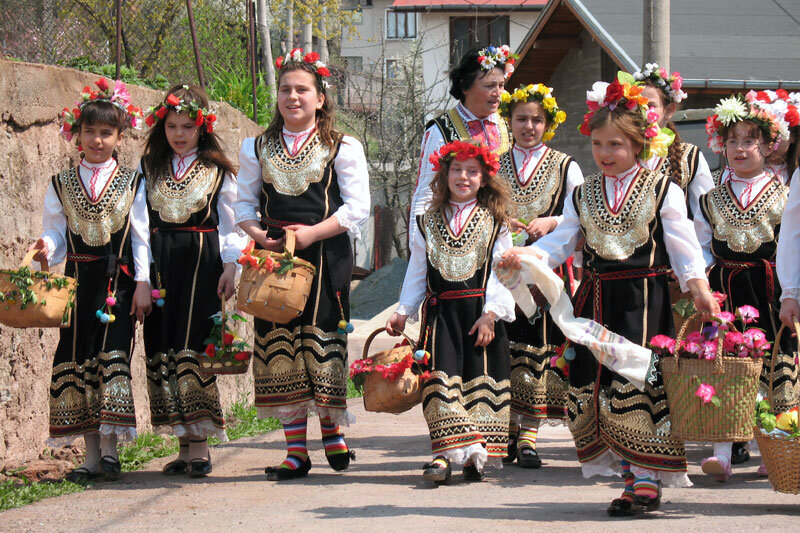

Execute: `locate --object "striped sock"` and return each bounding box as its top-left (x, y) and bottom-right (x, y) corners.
top-left (431, 456), bottom-right (449, 469)
top-left (633, 476), bottom-right (659, 500)
top-left (320, 416), bottom-right (348, 457)
top-left (620, 460), bottom-right (634, 502)
top-left (518, 423), bottom-right (539, 450)
top-left (279, 417), bottom-right (309, 470)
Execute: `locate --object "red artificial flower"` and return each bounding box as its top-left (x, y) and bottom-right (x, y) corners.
top-left (234, 351), bottom-right (250, 361)
top-left (82, 86), bottom-right (92, 95)
top-left (205, 114), bottom-right (216, 133)
top-left (237, 255), bottom-right (249, 266)
top-left (420, 371), bottom-right (432, 380)
top-left (204, 344), bottom-right (216, 358)
top-left (756, 91), bottom-right (771, 102)
top-left (223, 333), bottom-right (234, 346)
top-left (242, 241), bottom-right (255, 255)
top-left (166, 93), bottom-right (181, 106)
top-left (246, 255), bottom-right (258, 268)
top-left (290, 47), bottom-right (302, 56)
top-left (195, 109), bottom-right (204, 126)
top-left (304, 52), bottom-right (320, 63)
top-left (777, 89), bottom-right (790, 100)
top-left (73, 108), bottom-right (81, 119)
top-left (262, 255), bottom-right (275, 272)
top-left (604, 80), bottom-right (624, 106)
top-left (786, 105), bottom-right (800, 127)
top-left (478, 55), bottom-right (486, 64)
top-left (579, 117), bottom-right (592, 136)
top-left (155, 106), bottom-right (168, 119)
top-left (275, 56), bottom-right (284, 70)
top-left (145, 114), bottom-right (155, 127)
top-left (316, 66), bottom-right (331, 77)
top-left (95, 78), bottom-right (109, 92)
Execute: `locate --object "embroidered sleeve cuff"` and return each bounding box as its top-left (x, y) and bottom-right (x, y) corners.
top-left (680, 271), bottom-right (708, 293)
top-left (483, 302), bottom-right (515, 323)
top-left (134, 272), bottom-right (151, 284)
top-left (234, 210), bottom-right (260, 225)
top-left (333, 212), bottom-right (362, 240)
top-left (781, 288), bottom-right (800, 302)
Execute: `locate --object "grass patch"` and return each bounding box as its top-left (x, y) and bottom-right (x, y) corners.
top-left (0, 479), bottom-right (84, 512)
top-left (119, 433), bottom-right (181, 473)
top-left (347, 377), bottom-right (364, 399)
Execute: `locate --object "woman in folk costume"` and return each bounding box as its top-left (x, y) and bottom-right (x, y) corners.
top-left (695, 93), bottom-right (797, 481)
top-left (500, 73), bottom-right (718, 516)
top-left (139, 84), bottom-right (247, 477)
top-left (408, 45), bottom-right (515, 247)
top-left (235, 49), bottom-right (370, 480)
top-left (496, 83), bottom-right (583, 467)
top-left (387, 140), bottom-right (516, 484)
top-left (30, 79), bottom-right (152, 482)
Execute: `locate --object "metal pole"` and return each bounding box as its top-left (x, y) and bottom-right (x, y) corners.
top-left (248, 0), bottom-right (258, 122)
top-left (186, 0), bottom-right (206, 89)
top-left (115, 0), bottom-right (122, 79)
top-left (643, 0), bottom-right (670, 71)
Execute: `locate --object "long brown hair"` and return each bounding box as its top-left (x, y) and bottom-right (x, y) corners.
top-left (643, 80), bottom-right (684, 172)
top-left (428, 159), bottom-right (512, 226)
top-left (142, 84), bottom-right (236, 179)
top-left (264, 62), bottom-right (340, 148)
top-left (587, 105), bottom-right (646, 156)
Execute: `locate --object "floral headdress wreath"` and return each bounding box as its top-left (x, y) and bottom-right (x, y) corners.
top-left (499, 84), bottom-right (567, 142)
top-left (477, 44), bottom-right (518, 79)
top-left (429, 140), bottom-right (501, 176)
top-left (705, 92), bottom-right (795, 154)
top-left (144, 86), bottom-right (217, 133)
top-left (579, 71), bottom-right (675, 160)
top-left (633, 63), bottom-right (687, 104)
top-left (60, 78), bottom-right (143, 142)
top-left (275, 48), bottom-right (332, 89)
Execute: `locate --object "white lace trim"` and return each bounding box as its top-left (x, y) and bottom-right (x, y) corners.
top-left (158, 420), bottom-right (229, 443)
top-left (333, 212), bottom-right (362, 240)
top-left (395, 304), bottom-right (419, 323)
top-left (437, 443), bottom-right (503, 471)
top-left (256, 401), bottom-right (354, 427)
top-left (579, 448), bottom-right (692, 488)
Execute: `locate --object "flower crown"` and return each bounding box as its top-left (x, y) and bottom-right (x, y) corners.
top-left (499, 84), bottom-right (567, 142)
top-left (579, 71), bottom-right (675, 160)
top-left (144, 86), bottom-right (217, 133)
top-left (477, 45), bottom-right (518, 79)
top-left (705, 92), bottom-right (794, 154)
top-left (60, 78), bottom-right (143, 142)
top-left (633, 63), bottom-right (687, 104)
top-left (275, 48), bottom-right (331, 88)
top-left (429, 140), bottom-right (501, 176)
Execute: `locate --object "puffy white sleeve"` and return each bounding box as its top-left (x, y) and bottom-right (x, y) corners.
top-left (661, 182), bottom-right (708, 290)
top-left (234, 137), bottom-right (262, 224)
top-left (40, 182), bottom-right (68, 266)
top-left (396, 219), bottom-right (428, 321)
top-left (553, 160), bottom-right (584, 225)
top-left (129, 178), bottom-right (152, 284)
top-left (217, 171), bottom-right (248, 264)
top-left (531, 191), bottom-right (582, 269)
top-left (332, 135), bottom-right (370, 239)
top-left (693, 197), bottom-right (715, 269)
top-left (408, 124), bottom-right (445, 247)
top-left (778, 168), bottom-right (800, 301)
top-left (484, 225), bottom-right (516, 322)
top-left (687, 151), bottom-right (715, 219)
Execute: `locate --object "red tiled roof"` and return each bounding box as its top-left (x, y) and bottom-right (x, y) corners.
top-left (392, 0), bottom-right (546, 7)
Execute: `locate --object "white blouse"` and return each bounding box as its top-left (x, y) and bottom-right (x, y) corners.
top-left (40, 159), bottom-right (151, 283)
top-left (777, 168), bottom-right (800, 301)
top-left (235, 133), bottom-right (370, 240)
top-left (532, 164), bottom-right (708, 291)
top-left (695, 171), bottom-right (775, 268)
top-left (720, 163), bottom-right (789, 186)
top-left (408, 102), bottom-right (504, 246)
top-left (643, 150), bottom-right (714, 218)
top-left (396, 202), bottom-right (516, 322)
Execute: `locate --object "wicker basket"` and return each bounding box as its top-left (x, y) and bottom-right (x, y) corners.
top-left (361, 328), bottom-right (422, 414)
top-left (198, 294), bottom-right (252, 375)
top-left (661, 313), bottom-right (763, 442)
top-left (236, 230), bottom-right (315, 324)
top-left (754, 320), bottom-right (800, 494)
top-left (0, 250), bottom-right (76, 328)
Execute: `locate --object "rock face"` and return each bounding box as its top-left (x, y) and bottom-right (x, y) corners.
top-left (0, 59), bottom-right (263, 464)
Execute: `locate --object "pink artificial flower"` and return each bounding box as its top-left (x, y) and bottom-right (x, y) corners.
top-left (701, 341), bottom-right (718, 359)
top-left (737, 305), bottom-right (759, 324)
top-left (647, 110), bottom-right (660, 123)
top-left (715, 311), bottom-right (736, 329)
top-left (649, 334), bottom-right (676, 354)
top-left (684, 340), bottom-right (702, 356)
top-left (686, 331), bottom-right (704, 344)
top-left (712, 292), bottom-right (727, 305)
top-left (696, 383), bottom-right (717, 404)
top-left (671, 75), bottom-right (683, 90)
top-left (112, 79), bottom-right (131, 107)
top-left (723, 331), bottom-right (745, 353)
top-left (645, 125), bottom-right (659, 138)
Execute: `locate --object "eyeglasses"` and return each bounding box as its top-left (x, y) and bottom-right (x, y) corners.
top-left (724, 138), bottom-right (761, 150)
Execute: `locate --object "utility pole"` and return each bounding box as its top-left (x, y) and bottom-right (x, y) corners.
top-left (643, 0), bottom-right (669, 71)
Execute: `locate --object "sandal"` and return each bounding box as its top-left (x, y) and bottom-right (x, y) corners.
top-left (100, 455), bottom-right (122, 481)
top-left (265, 457), bottom-right (312, 481)
top-left (422, 457), bottom-right (451, 485)
top-left (64, 467), bottom-right (99, 484)
top-left (502, 430), bottom-right (518, 464)
top-left (189, 452), bottom-right (212, 478)
top-left (162, 459), bottom-right (190, 475)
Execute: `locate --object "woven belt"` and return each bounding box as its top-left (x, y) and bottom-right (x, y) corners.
top-left (426, 288), bottom-right (486, 307)
top-left (66, 253), bottom-right (103, 262)
top-left (717, 258), bottom-right (776, 302)
top-left (151, 225), bottom-right (215, 233)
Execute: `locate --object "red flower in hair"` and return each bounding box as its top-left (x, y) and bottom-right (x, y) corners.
top-left (275, 55), bottom-right (284, 70)
top-left (155, 106), bottom-right (168, 119)
top-left (777, 89), bottom-right (790, 100)
top-left (785, 105), bottom-right (800, 127)
top-left (73, 108), bottom-right (81, 119)
top-left (316, 66), bottom-right (331, 77)
top-left (166, 93), bottom-right (181, 106)
top-left (145, 114), bottom-right (155, 127)
top-left (95, 78), bottom-right (109, 92)
top-left (429, 140), bottom-right (500, 176)
top-left (195, 108), bottom-right (204, 126)
top-left (755, 91), bottom-right (771, 102)
top-left (304, 52), bottom-right (320, 63)
top-left (604, 80), bottom-right (624, 106)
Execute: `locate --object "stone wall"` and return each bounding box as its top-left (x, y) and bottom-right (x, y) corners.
top-left (0, 59), bottom-right (263, 466)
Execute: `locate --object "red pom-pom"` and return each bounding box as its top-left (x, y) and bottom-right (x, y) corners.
top-left (95, 78), bottom-right (109, 92)
top-left (166, 93), bottom-right (181, 106)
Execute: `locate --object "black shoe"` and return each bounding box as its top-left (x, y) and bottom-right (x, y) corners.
top-left (327, 449), bottom-right (356, 471)
top-left (517, 446), bottom-right (542, 469)
top-left (731, 442), bottom-right (750, 465)
top-left (64, 467), bottom-right (99, 484)
top-left (99, 455), bottom-right (121, 481)
top-left (189, 453), bottom-right (212, 478)
top-left (630, 493), bottom-right (661, 513)
top-left (265, 457), bottom-right (312, 481)
top-left (162, 459), bottom-right (190, 476)
top-left (422, 457), bottom-right (451, 485)
top-left (462, 463), bottom-right (484, 482)
top-left (502, 432), bottom-right (518, 464)
top-left (606, 497), bottom-right (636, 517)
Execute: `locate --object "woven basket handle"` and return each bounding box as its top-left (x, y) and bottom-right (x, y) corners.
top-left (21, 249), bottom-right (48, 272)
top-left (219, 292), bottom-right (228, 346)
top-left (676, 311), bottom-right (724, 373)
top-left (362, 327), bottom-right (417, 359)
top-left (768, 318), bottom-right (800, 408)
top-left (284, 229), bottom-right (296, 255)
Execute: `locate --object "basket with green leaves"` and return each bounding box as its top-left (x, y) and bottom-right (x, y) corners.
top-left (198, 294), bottom-right (252, 375)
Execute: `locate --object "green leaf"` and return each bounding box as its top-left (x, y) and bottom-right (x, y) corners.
top-left (711, 396), bottom-right (721, 407)
top-left (617, 71), bottom-right (636, 84)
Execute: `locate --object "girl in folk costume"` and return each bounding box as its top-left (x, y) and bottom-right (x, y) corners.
top-left (696, 94), bottom-right (797, 481)
top-left (500, 73), bottom-right (719, 516)
top-left (496, 84), bottom-right (583, 467)
top-left (139, 84), bottom-right (247, 477)
top-left (30, 79), bottom-right (152, 483)
top-left (408, 45), bottom-right (515, 246)
top-left (234, 49), bottom-right (370, 480)
top-left (386, 141), bottom-right (516, 485)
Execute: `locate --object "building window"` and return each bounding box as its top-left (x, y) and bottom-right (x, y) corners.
top-left (387, 11), bottom-right (417, 39)
top-left (343, 56), bottom-right (363, 73)
top-left (449, 16), bottom-right (509, 66)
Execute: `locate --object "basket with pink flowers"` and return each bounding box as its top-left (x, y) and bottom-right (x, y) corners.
top-left (198, 294), bottom-right (252, 375)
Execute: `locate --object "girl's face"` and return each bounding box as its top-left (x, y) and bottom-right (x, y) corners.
top-left (511, 101), bottom-right (547, 148)
top-left (724, 121), bottom-right (771, 178)
top-left (278, 70), bottom-right (324, 131)
top-left (79, 122), bottom-right (122, 164)
top-left (462, 68), bottom-right (505, 119)
top-left (591, 123), bottom-right (639, 176)
top-left (164, 111), bottom-right (200, 156)
top-left (641, 85), bottom-right (675, 128)
top-left (447, 157), bottom-right (484, 203)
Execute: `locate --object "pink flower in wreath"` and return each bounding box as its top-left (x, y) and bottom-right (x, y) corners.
top-left (696, 383), bottom-right (717, 404)
top-left (737, 305), bottom-right (759, 324)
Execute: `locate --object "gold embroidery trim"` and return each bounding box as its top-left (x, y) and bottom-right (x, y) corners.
top-left (424, 206), bottom-right (494, 282)
top-left (146, 162), bottom-right (221, 224)
top-left (500, 148), bottom-right (567, 221)
top-left (259, 131), bottom-right (334, 196)
top-left (447, 108), bottom-right (510, 155)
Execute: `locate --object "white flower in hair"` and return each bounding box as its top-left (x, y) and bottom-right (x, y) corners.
top-left (715, 96), bottom-right (747, 125)
top-left (291, 49), bottom-right (303, 61)
top-left (586, 81), bottom-right (609, 105)
top-left (480, 56), bottom-right (496, 69)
